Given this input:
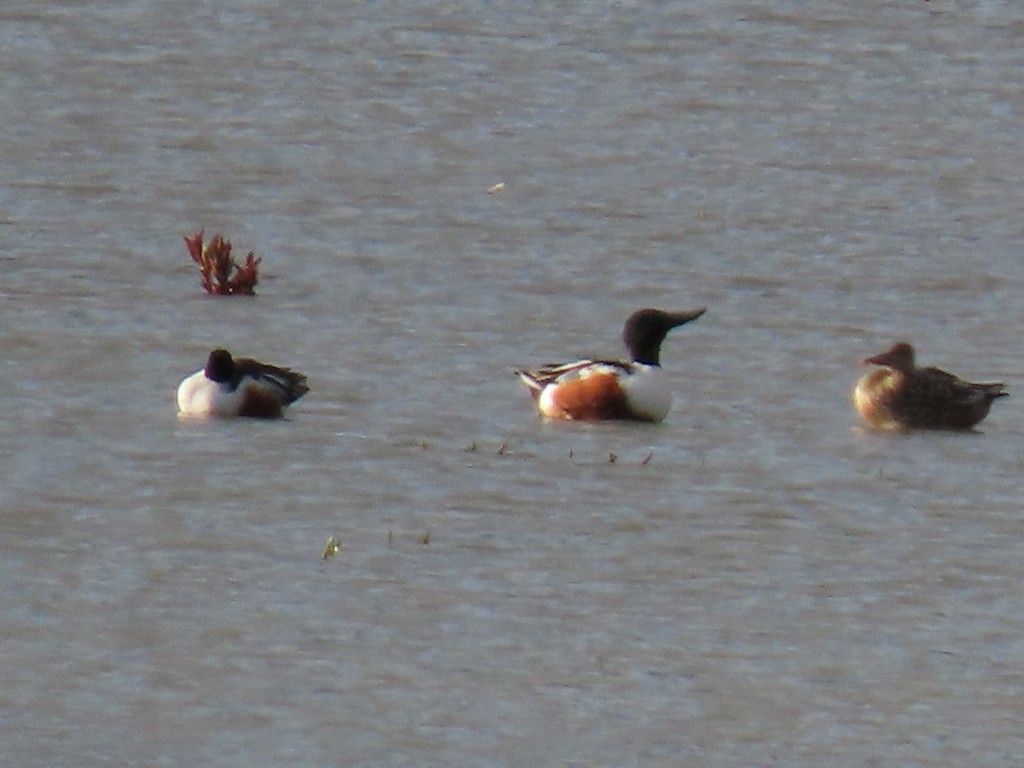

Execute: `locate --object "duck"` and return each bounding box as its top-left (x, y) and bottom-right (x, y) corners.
top-left (515, 307), bottom-right (706, 422)
top-left (853, 342), bottom-right (1006, 431)
top-left (176, 349), bottom-right (309, 419)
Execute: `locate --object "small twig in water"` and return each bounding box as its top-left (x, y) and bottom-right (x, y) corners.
top-left (322, 535), bottom-right (342, 560)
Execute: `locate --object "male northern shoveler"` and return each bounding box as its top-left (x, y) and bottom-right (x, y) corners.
top-left (853, 342), bottom-right (1007, 431)
top-left (515, 307), bottom-right (706, 422)
top-left (176, 349), bottom-right (309, 419)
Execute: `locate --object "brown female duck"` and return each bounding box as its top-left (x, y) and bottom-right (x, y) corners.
top-left (853, 342), bottom-right (1007, 431)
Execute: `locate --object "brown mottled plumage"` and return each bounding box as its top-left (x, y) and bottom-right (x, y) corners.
top-left (853, 342), bottom-right (1007, 431)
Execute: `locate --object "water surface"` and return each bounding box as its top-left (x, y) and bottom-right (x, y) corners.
top-left (3, 1), bottom-right (1024, 765)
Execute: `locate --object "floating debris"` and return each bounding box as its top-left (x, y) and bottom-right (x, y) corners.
top-left (641, 451), bottom-right (654, 465)
top-left (322, 535), bottom-right (342, 559)
top-left (420, 530), bottom-right (431, 545)
top-left (608, 452), bottom-right (618, 464)
top-left (184, 230), bottom-right (261, 295)
top-left (465, 440), bottom-right (477, 452)
top-left (496, 440), bottom-right (508, 456)
top-left (487, 182), bottom-right (506, 194)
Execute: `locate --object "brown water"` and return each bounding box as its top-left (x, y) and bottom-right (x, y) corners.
top-left (4, 1), bottom-right (1024, 765)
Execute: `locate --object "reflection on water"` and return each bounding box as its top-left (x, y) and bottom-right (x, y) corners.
top-left (3, 1), bottom-right (1024, 765)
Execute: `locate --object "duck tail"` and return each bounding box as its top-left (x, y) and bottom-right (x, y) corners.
top-left (515, 370), bottom-right (544, 400)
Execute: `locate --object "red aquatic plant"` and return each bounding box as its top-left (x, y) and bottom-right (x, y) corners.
top-left (184, 230), bottom-right (261, 295)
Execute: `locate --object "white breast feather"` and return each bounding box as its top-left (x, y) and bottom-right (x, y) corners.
top-left (620, 364), bottom-right (672, 422)
top-left (176, 370), bottom-right (245, 418)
